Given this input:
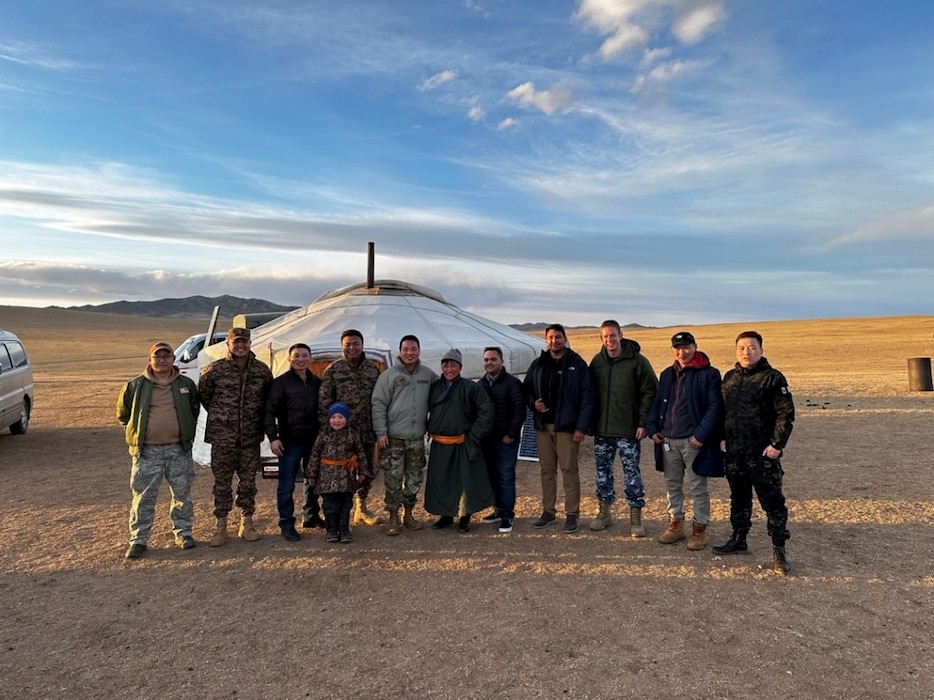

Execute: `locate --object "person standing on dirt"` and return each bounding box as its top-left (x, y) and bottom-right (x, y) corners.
top-left (713, 330), bottom-right (795, 575)
top-left (588, 320), bottom-right (658, 538)
top-left (647, 331), bottom-right (724, 551)
top-left (264, 343), bottom-right (321, 542)
top-left (199, 327), bottom-right (273, 547)
top-left (317, 329), bottom-right (382, 527)
top-left (476, 346), bottom-right (526, 534)
top-left (371, 334), bottom-right (437, 536)
top-left (424, 349), bottom-right (495, 533)
top-left (117, 342), bottom-right (201, 560)
top-left (523, 324), bottom-right (595, 534)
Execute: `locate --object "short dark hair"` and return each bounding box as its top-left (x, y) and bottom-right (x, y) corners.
top-left (735, 330), bottom-right (763, 346)
top-left (544, 323), bottom-right (566, 337)
top-left (399, 334), bottom-right (420, 349)
top-left (341, 329), bottom-right (363, 343)
top-left (288, 343), bottom-right (312, 355)
top-left (600, 319), bottom-right (621, 333)
top-left (483, 346), bottom-right (503, 359)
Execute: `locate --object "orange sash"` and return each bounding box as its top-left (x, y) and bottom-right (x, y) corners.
top-left (430, 433), bottom-right (465, 445)
top-left (321, 455), bottom-right (359, 471)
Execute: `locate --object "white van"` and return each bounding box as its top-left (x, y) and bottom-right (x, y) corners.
top-left (0, 329), bottom-right (34, 435)
top-left (174, 332), bottom-right (226, 380)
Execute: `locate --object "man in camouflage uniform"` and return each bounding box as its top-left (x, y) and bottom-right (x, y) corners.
top-left (371, 334), bottom-right (437, 535)
top-left (713, 330), bottom-right (796, 575)
top-left (317, 329), bottom-right (382, 526)
top-left (199, 327), bottom-right (273, 546)
top-left (117, 342), bottom-right (201, 559)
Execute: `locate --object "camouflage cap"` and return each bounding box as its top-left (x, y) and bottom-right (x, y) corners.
top-left (228, 327), bottom-right (251, 342)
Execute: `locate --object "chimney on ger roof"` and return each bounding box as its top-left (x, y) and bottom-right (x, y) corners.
top-left (367, 241), bottom-right (375, 289)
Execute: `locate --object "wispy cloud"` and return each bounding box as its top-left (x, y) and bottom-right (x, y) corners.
top-left (0, 41), bottom-right (88, 71)
top-left (417, 69), bottom-right (459, 92)
top-left (504, 82), bottom-right (574, 115)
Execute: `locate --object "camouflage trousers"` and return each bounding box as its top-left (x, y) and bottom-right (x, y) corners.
top-left (724, 453), bottom-right (789, 545)
top-left (128, 443), bottom-right (195, 545)
top-left (210, 443), bottom-right (260, 518)
top-left (355, 441), bottom-right (378, 500)
top-left (380, 438), bottom-right (427, 511)
top-left (593, 436), bottom-right (645, 508)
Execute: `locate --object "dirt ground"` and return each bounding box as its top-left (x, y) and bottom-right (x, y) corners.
top-left (1, 307), bottom-right (932, 699)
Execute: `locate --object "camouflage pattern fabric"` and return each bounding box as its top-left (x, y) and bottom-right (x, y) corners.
top-left (199, 353), bottom-right (273, 446)
top-left (724, 455), bottom-right (789, 545)
top-left (128, 443), bottom-right (195, 545)
top-left (593, 436), bottom-right (645, 508)
top-left (209, 443), bottom-right (261, 517)
top-left (380, 437), bottom-right (427, 511)
top-left (317, 358), bottom-right (380, 445)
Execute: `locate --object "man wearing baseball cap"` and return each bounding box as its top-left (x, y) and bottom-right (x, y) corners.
top-left (647, 331), bottom-right (724, 550)
top-left (199, 327), bottom-right (273, 546)
top-left (117, 342), bottom-right (201, 559)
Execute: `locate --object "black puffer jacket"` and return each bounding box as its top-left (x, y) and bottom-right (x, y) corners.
top-left (478, 370), bottom-right (526, 442)
top-left (264, 368), bottom-right (321, 446)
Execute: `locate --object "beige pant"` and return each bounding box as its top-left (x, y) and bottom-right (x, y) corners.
top-left (536, 424), bottom-right (581, 517)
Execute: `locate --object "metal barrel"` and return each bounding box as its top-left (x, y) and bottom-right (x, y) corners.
top-left (907, 357), bottom-right (933, 391)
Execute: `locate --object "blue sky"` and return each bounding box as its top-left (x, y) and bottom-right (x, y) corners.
top-left (1, 0), bottom-right (932, 326)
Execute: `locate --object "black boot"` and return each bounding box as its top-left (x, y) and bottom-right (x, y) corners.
top-left (432, 515), bottom-right (454, 530)
top-left (712, 531), bottom-right (748, 555)
top-left (458, 514), bottom-right (471, 533)
top-left (325, 512), bottom-right (340, 543)
top-left (772, 546), bottom-right (790, 575)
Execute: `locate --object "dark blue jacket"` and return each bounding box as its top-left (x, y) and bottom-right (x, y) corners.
top-left (523, 348), bottom-right (595, 434)
top-left (646, 351), bottom-right (724, 477)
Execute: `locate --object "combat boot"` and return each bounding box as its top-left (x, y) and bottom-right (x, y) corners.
top-left (386, 509), bottom-right (401, 536)
top-left (238, 514), bottom-right (261, 542)
top-left (209, 516), bottom-right (228, 547)
top-left (629, 506), bottom-right (646, 538)
top-left (353, 495), bottom-right (383, 526)
top-left (686, 522), bottom-right (708, 550)
top-left (658, 517), bottom-right (686, 544)
top-left (402, 504), bottom-right (423, 530)
top-left (589, 501), bottom-right (613, 531)
top-left (772, 546), bottom-right (791, 575)
top-left (712, 531), bottom-right (748, 555)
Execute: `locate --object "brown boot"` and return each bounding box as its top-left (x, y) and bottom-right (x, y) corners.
top-left (589, 501), bottom-right (613, 531)
top-left (386, 509), bottom-right (401, 536)
top-left (658, 517), bottom-right (686, 544)
top-left (209, 516), bottom-right (228, 547)
top-left (686, 522), bottom-right (708, 550)
top-left (629, 506), bottom-right (646, 538)
top-left (238, 514), bottom-right (260, 542)
top-left (353, 495), bottom-right (383, 526)
top-left (402, 504), bottom-right (423, 530)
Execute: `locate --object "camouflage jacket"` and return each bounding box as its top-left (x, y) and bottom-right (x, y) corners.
top-left (308, 426), bottom-right (372, 494)
top-left (721, 357), bottom-right (795, 456)
top-left (199, 352), bottom-right (273, 447)
top-left (318, 357), bottom-right (381, 445)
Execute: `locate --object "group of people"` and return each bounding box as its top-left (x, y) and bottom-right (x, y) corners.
top-left (116, 321), bottom-right (796, 574)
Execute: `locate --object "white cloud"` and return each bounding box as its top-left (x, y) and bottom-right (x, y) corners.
top-left (504, 82), bottom-right (574, 115)
top-left (672, 2), bottom-right (728, 44)
top-left (575, 0), bottom-right (726, 59)
top-left (0, 41), bottom-right (88, 71)
top-left (631, 59), bottom-right (701, 92)
top-left (497, 117), bottom-right (519, 130)
top-left (467, 105), bottom-right (485, 121)
top-left (641, 46), bottom-right (672, 67)
top-left (417, 69), bottom-right (458, 91)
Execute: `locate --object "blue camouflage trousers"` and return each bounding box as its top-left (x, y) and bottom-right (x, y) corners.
top-left (593, 436), bottom-right (645, 508)
top-left (128, 442), bottom-right (195, 545)
top-left (380, 437), bottom-right (427, 511)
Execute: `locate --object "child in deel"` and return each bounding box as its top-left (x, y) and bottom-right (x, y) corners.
top-left (307, 402), bottom-right (372, 543)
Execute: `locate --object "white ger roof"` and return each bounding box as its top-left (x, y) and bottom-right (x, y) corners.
top-left (201, 279), bottom-right (544, 380)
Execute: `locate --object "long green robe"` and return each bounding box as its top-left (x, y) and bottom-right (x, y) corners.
top-left (424, 376), bottom-right (495, 516)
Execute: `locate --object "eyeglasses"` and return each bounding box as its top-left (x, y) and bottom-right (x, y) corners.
top-left (151, 354), bottom-right (174, 361)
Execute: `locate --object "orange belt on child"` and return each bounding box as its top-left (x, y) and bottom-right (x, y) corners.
top-left (321, 455), bottom-right (359, 471)
top-left (430, 433), bottom-right (465, 445)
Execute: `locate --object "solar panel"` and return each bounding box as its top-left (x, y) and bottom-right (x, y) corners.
top-left (517, 408), bottom-right (539, 462)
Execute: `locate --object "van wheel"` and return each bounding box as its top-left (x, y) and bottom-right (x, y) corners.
top-left (10, 402), bottom-right (29, 435)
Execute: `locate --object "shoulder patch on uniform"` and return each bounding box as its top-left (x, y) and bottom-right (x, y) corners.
top-left (180, 387), bottom-right (190, 394)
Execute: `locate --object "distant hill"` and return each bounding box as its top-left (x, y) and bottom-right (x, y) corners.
top-left (58, 295), bottom-right (299, 318)
top-left (509, 322), bottom-right (652, 332)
